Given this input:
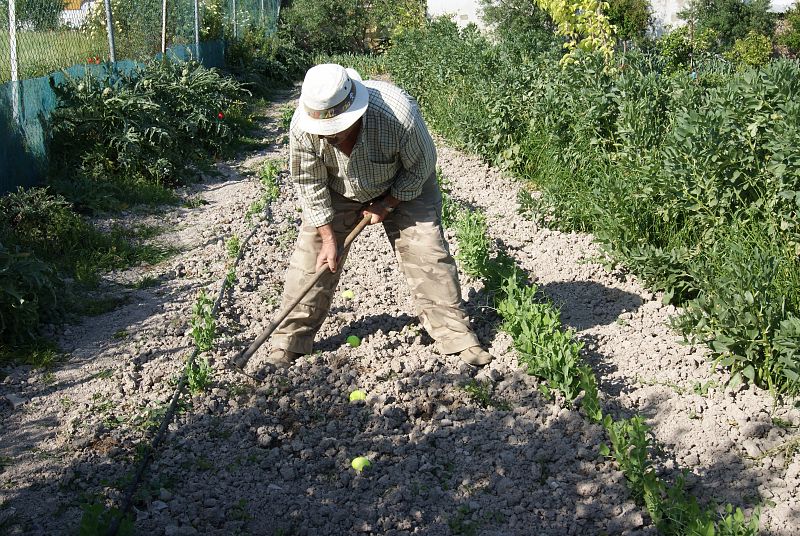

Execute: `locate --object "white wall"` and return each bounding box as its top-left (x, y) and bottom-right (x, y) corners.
top-left (649, 0), bottom-right (690, 35)
top-left (427, 0), bottom-right (486, 29)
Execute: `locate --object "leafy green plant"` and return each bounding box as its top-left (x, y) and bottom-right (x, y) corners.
top-left (600, 415), bottom-right (760, 535)
top-left (725, 31), bottom-right (773, 68)
top-left (437, 168), bottom-right (458, 229)
top-left (225, 267), bottom-right (237, 289)
top-left (78, 501), bottom-right (134, 536)
top-left (187, 356), bottom-right (212, 393)
top-left (463, 379), bottom-right (511, 410)
top-left (497, 274), bottom-right (588, 402)
top-left (454, 210), bottom-right (491, 278)
top-left (778, 1), bottom-right (800, 54)
top-left (190, 290), bottom-right (215, 352)
top-left (279, 104), bottom-right (296, 132)
top-left (50, 58), bottom-right (247, 189)
top-left (0, 244), bottom-right (59, 346)
top-left (226, 235), bottom-right (241, 259)
top-left (259, 159), bottom-right (282, 201)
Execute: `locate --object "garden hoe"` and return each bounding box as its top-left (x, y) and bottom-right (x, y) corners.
top-left (231, 213), bottom-right (372, 375)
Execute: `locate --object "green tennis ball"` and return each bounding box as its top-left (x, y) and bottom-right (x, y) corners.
top-left (341, 289), bottom-right (355, 300)
top-left (346, 335), bottom-right (361, 348)
top-left (349, 389), bottom-right (366, 402)
top-left (351, 456), bottom-right (371, 472)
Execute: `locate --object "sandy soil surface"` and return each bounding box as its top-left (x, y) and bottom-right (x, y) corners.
top-left (1, 87), bottom-right (798, 536)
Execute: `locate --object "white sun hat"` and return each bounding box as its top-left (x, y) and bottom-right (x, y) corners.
top-left (297, 64), bottom-right (368, 136)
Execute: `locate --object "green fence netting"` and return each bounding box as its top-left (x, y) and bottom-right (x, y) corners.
top-left (0, 0), bottom-right (279, 193)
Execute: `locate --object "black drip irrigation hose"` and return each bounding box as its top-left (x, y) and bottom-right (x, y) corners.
top-left (106, 176), bottom-right (280, 536)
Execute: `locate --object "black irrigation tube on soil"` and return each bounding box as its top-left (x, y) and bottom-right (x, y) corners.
top-left (106, 177), bottom-right (280, 536)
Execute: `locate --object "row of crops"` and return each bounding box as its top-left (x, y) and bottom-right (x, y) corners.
top-left (377, 18), bottom-right (800, 398)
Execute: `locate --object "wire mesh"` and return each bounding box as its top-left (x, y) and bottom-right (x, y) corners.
top-left (0, 0), bottom-right (279, 84)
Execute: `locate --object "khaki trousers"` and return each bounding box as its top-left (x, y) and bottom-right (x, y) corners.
top-left (271, 172), bottom-right (480, 355)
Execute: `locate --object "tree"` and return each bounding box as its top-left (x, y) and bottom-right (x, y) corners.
top-left (533, 0), bottom-right (616, 66)
top-left (282, 0), bottom-right (371, 54)
top-left (680, 0), bottom-right (776, 48)
top-left (479, 0), bottom-right (555, 41)
top-left (606, 0), bottom-right (651, 42)
top-left (778, 0), bottom-right (800, 54)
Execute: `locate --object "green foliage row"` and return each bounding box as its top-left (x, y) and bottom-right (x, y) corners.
top-left (0, 187), bottom-right (173, 345)
top-left (445, 190), bottom-right (758, 535)
top-left (49, 58), bottom-right (247, 192)
top-left (226, 25), bottom-right (311, 93)
top-left (601, 415), bottom-right (760, 535)
top-left (386, 19), bottom-right (800, 396)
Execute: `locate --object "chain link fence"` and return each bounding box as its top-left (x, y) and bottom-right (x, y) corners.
top-left (0, 0), bottom-right (279, 193)
top-left (1, 0), bottom-right (279, 82)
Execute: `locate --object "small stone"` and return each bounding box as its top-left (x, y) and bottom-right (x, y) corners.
top-left (4, 394), bottom-right (26, 409)
top-left (741, 439), bottom-right (762, 458)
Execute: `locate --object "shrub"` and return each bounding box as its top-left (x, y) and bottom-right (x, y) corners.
top-left (0, 243), bottom-right (59, 345)
top-left (282, 0), bottom-right (370, 54)
top-left (368, 0), bottom-right (426, 49)
top-left (725, 31), bottom-right (773, 68)
top-left (658, 26), bottom-right (719, 73)
top-left (478, 0), bottom-right (554, 42)
top-left (679, 0), bottom-right (775, 48)
top-left (606, 0), bottom-right (652, 42)
top-left (0, 186), bottom-right (173, 284)
top-left (0, 187), bottom-right (85, 259)
top-left (226, 25), bottom-right (311, 91)
top-left (13, 0), bottom-right (65, 32)
top-left (778, 1), bottom-right (800, 54)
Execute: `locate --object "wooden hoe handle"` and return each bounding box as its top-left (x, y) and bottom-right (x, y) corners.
top-left (232, 214), bottom-right (372, 371)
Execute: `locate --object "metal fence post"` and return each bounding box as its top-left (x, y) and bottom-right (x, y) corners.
top-left (8, 0), bottom-right (20, 124)
top-left (161, 0), bottom-right (168, 54)
top-left (103, 0), bottom-right (116, 62)
top-left (194, 0), bottom-right (200, 62)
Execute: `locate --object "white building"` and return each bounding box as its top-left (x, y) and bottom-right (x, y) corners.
top-left (60, 0), bottom-right (94, 28)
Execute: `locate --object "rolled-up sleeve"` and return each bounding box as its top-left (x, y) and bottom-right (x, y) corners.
top-left (289, 129), bottom-right (333, 227)
top-left (390, 111), bottom-right (437, 201)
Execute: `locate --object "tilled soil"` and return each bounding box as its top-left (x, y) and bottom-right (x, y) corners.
top-left (1, 89), bottom-right (799, 536)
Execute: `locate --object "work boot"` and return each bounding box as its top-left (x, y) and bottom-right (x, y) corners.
top-left (265, 348), bottom-right (303, 369)
top-left (459, 345), bottom-right (492, 366)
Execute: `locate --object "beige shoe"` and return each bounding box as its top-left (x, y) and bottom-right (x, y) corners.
top-left (459, 346), bottom-right (492, 366)
top-left (265, 348), bottom-right (303, 369)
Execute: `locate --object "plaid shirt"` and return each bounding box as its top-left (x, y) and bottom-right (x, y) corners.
top-left (289, 80), bottom-right (437, 227)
